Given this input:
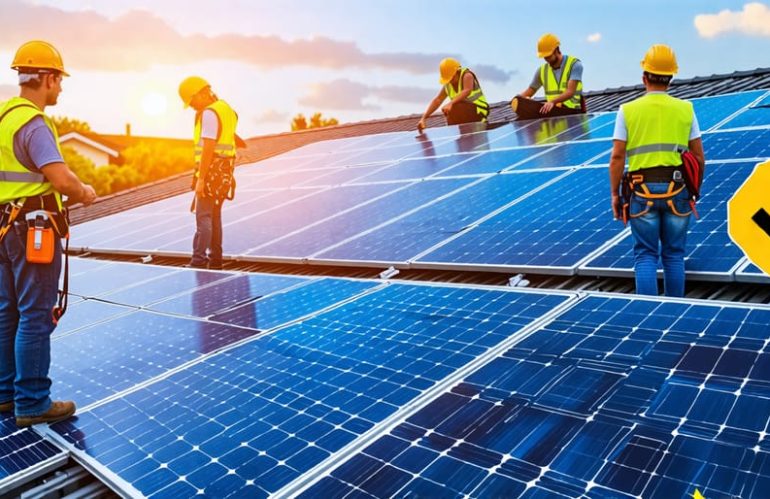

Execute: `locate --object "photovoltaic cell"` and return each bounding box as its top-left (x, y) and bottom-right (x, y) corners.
top-left (68, 263), bottom-right (181, 298)
top-left (0, 415), bottom-right (64, 490)
top-left (253, 178), bottom-right (473, 258)
top-left (511, 140), bottom-right (611, 170)
top-left (356, 154), bottom-right (478, 182)
top-left (49, 284), bottom-right (570, 498)
top-left (690, 90), bottom-right (767, 130)
top-left (435, 146), bottom-right (552, 177)
top-left (316, 171), bottom-right (564, 263)
top-left (416, 167), bottom-right (625, 271)
top-left (702, 129), bottom-right (770, 160)
top-left (98, 268), bottom-right (234, 307)
top-left (580, 161), bottom-right (756, 277)
top-left (304, 295), bottom-right (770, 499)
top-left (717, 92), bottom-right (770, 129)
top-left (299, 163), bottom-right (396, 186)
top-left (53, 299), bottom-right (136, 337)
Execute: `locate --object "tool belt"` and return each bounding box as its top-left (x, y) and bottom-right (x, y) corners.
top-left (619, 166), bottom-right (697, 224)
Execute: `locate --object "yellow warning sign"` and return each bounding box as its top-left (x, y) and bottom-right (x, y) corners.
top-left (693, 489), bottom-right (705, 499)
top-left (728, 160), bottom-right (770, 277)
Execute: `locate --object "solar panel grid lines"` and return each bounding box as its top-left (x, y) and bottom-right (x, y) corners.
top-left (51, 299), bottom-right (140, 340)
top-left (0, 416), bottom-right (67, 495)
top-left (735, 261), bottom-right (770, 284)
top-left (507, 139), bottom-right (613, 171)
top-left (701, 128), bottom-right (770, 161)
top-left (706, 89), bottom-right (770, 131)
top-left (688, 89), bottom-right (769, 132)
top-left (298, 292), bottom-right (770, 498)
top-left (354, 152), bottom-right (482, 183)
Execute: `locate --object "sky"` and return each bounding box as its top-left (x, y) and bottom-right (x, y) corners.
top-left (0, 0), bottom-right (768, 139)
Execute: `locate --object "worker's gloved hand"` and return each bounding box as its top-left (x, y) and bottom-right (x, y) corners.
top-left (417, 119), bottom-right (426, 134)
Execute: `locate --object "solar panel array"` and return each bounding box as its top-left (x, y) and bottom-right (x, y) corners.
top-left (69, 90), bottom-right (770, 282)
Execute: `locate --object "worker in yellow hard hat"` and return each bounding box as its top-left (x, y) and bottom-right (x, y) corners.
top-left (609, 44), bottom-right (705, 297)
top-left (178, 76), bottom-right (238, 270)
top-left (512, 33), bottom-right (585, 119)
top-left (0, 40), bottom-right (96, 428)
top-left (417, 57), bottom-right (489, 133)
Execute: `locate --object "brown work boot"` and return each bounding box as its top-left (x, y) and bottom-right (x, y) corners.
top-left (0, 400), bottom-right (13, 413)
top-left (16, 401), bottom-right (76, 427)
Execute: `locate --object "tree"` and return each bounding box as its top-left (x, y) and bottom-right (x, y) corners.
top-left (291, 112), bottom-right (338, 131)
top-left (52, 116), bottom-right (91, 135)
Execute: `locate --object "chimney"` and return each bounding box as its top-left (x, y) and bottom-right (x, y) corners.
top-left (125, 123), bottom-right (131, 137)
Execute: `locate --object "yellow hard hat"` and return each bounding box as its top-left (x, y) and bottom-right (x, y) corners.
top-left (439, 57), bottom-right (461, 85)
top-left (11, 40), bottom-right (69, 76)
top-left (178, 76), bottom-right (210, 108)
top-left (641, 44), bottom-right (678, 75)
top-left (537, 33), bottom-right (560, 58)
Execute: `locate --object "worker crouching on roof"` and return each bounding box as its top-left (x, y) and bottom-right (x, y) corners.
top-left (178, 76), bottom-right (238, 270)
top-left (609, 45), bottom-right (705, 297)
top-left (512, 33), bottom-right (585, 120)
top-left (0, 41), bottom-right (97, 427)
top-left (417, 58), bottom-right (489, 134)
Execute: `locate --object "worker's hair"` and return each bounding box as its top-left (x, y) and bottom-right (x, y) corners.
top-left (18, 70), bottom-right (60, 90)
top-left (643, 71), bottom-right (672, 86)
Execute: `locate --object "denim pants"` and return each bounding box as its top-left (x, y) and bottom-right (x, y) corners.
top-left (629, 182), bottom-right (692, 297)
top-left (0, 221), bottom-right (61, 416)
top-left (192, 195), bottom-right (223, 266)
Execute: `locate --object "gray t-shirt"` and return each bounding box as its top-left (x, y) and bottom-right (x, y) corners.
top-left (529, 55), bottom-right (583, 91)
top-left (13, 116), bottom-right (63, 172)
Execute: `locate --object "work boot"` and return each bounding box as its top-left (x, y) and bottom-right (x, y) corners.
top-left (16, 401), bottom-right (76, 427)
top-left (183, 261), bottom-right (208, 269)
top-left (0, 401), bottom-right (13, 413)
top-left (209, 262), bottom-right (224, 271)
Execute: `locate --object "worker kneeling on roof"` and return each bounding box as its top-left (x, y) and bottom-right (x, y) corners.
top-left (417, 58), bottom-right (489, 134)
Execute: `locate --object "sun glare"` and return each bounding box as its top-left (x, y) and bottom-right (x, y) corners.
top-left (141, 92), bottom-right (168, 116)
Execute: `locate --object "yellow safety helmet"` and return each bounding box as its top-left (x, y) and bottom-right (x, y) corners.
top-left (178, 76), bottom-right (210, 108)
top-left (537, 33), bottom-right (560, 58)
top-left (641, 44), bottom-right (678, 75)
top-left (11, 40), bottom-right (69, 76)
top-left (439, 57), bottom-right (461, 85)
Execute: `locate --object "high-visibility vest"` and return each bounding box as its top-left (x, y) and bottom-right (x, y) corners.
top-left (0, 97), bottom-right (62, 205)
top-left (622, 93), bottom-right (693, 172)
top-left (444, 68), bottom-right (489, 118)
top-left (540, 55), bottom-right (583, 109)
top-left (193, 99), bottom-right (237, 174)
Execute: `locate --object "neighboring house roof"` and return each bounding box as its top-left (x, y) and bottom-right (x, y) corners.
top-left (59, 131), bottom-right (122, 159)
top-left (97, 134), bottom-right (192, 151)
top-left (69, 66), bottom-right (770, 226)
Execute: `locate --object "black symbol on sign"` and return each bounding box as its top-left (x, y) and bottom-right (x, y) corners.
top-left (752, 208), bottom-right (770, 238)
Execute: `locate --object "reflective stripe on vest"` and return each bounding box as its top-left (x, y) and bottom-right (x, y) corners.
top-left (193, 99), bottom-right (238, 170)
top-left (0, 97), bottom-right (61, 205)
top-left (444, 68), bottom-right (489, 117)
top-left (540, 55), bottom-right (583, 109)
top-left (622, 93), bottom-right (693, 172)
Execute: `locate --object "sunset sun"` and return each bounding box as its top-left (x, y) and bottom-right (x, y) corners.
top-left (141, 92), bottom-right (168, 116)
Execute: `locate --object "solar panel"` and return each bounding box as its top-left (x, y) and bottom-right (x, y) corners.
top-left (580, 161), bottom-right (756, 280)
top-left (53, 299), bottom-right (136, 337)
top-left (415, 167), bottom-right (626, 274)
top-left (702, 128), bottom-right (770, 160)
top-left (538, 113), bottom-right (615, 143)
top-left (299, 162), bottom-right (397, 186)
top-left (510, 140), bottom-right (612, 170)
top-left (67, 262), bottom-right (180, 297)
top-left (735, 261), bottom-right (770, 284)
top-left (252, 177), bottom-right (473, 259)
top-left (716, 91), bottom-right (770, 129)
top-left (435, 146), bottom-right (554, 176)
top-left (690, 90), bottom-right (768, 130)
top-left (315, 171), bottom-right (565, 264)
top-left (0, 415), bottom-right (66, 494)
top-left (354, 154), bottom-right (479, 182)
top-left (572, 112), bottom-right (617, 140)
top-left (45, 284), bottom-right (571, 498)
top-left (298, 294), bottom-right (770, 499)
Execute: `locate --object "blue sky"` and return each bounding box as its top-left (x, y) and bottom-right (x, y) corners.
top-left (1, 0), bottom-right (768, 139)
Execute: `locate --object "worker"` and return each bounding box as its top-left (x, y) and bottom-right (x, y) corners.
top-left (417, 58), bottom-right (489, 133)
top-left (178, 76), bottom-right (238, 270)
top-left (0, 40), bottom-right (97, 427)
top-left (609, 44), bottom-right (705, 297)
top-left (512, 33), bottom-right (585, 119)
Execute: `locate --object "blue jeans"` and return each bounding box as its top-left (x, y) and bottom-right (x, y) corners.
top-left (629, 182), bottom-right (691, 297)
top-left (0, 221), bottom-right (61, 416)
top-left (192, 195), bottom-right (223, 266)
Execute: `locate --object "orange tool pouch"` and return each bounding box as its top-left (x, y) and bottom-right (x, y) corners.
top-left (25, 211), bottom-right (55, 264)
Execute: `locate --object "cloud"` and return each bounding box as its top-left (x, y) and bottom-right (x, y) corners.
top-left (256, 109), bottom-right (290, 123)
top-left (0, 1), bottom-right (514, 82)
top-left (299, 79), bottom-right (436, 111)
top-left (0, 84), bottom-right (16, 101)
top-left (695, 2), bottom-right (770, 38)
top-left (587, 33), bottom-right (602, 43)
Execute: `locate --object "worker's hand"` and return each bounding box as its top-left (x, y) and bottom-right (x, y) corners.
top-left (441, 102), bottom-right (453, 116)
top-left (195, 181), bottom-right (206, 198)
top-left (611, 193), bottom-right (622, 220)
top-left (540, 101), bottom-right (555, 115)
top-left (417, 119), bottom-right (426, 134)
top-left (79, 184), bottom-right (97, 206)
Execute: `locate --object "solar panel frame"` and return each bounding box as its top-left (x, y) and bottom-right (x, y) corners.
top-left (735, 260), bottom-right (770, 284)
top-left (0, 416), bottom-right (68, 496)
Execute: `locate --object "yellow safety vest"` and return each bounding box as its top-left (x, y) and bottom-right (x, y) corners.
top-left (622, 93), bottom-right (693, 172)
top-left (444, 68), bottom-right (489, 119)
top-left (0, 97), bottom-right (62, 205)
top-left (193, 99), bottom-right (237, 176)
top-left (540, 55), bottom-right (583, 109)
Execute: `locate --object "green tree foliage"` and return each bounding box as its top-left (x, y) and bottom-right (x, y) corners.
top-left (52, 116), bottom-right (92, 135)
top-left (291, 112), bottom-right (338, 131)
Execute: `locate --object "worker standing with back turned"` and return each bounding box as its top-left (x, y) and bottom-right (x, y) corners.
top-left (0, 40), bottom-right (97, 427)
top-left (417, 58), bottom-right (489, 133)
top-left (512, 33), bottom-right (586, 120)
top-left (609, 45), bottom-right (705, 297)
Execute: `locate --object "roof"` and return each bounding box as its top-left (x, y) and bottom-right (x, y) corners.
top-left (59, 131), bottom-right (121, 158)
top-left (69, 66), bottom-right (770, 226)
